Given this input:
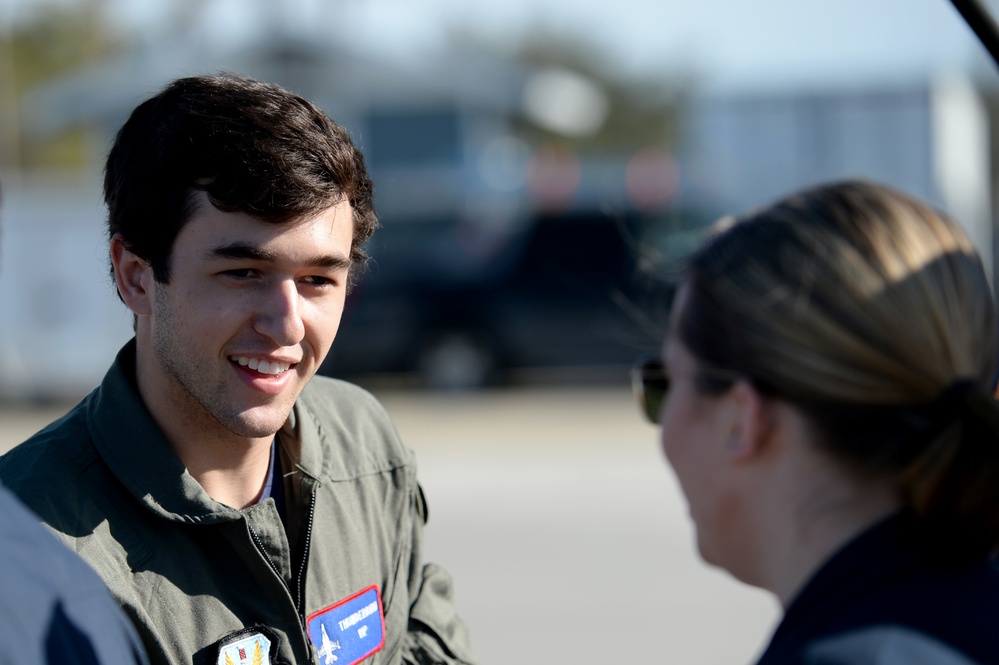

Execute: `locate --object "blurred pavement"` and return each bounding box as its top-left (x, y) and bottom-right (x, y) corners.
top-left (0, 384), bottom-right (779, 664)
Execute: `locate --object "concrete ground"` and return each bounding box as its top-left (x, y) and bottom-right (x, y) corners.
top-left (0, 384), bottom-right (779, 664)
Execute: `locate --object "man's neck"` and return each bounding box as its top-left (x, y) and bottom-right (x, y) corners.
top-left (132, 341), bottom-right (279, 509)
top-left (183, 437), bottom-right (274, 510)
top-left (156, 402), bottom-right (275, 509)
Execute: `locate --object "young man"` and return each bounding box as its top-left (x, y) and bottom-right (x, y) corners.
top-left (0, 74), bottom-right (475, 665)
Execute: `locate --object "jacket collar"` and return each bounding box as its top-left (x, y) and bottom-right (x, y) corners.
top-left (86, 341), bottom-right (382, 523)
top-left (86, 339), bottom-right (246, 524)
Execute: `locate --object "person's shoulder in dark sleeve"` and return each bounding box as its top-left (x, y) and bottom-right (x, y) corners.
top-left (0, 482), bottom-right (149, 664)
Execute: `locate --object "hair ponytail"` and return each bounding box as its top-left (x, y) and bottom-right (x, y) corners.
top-left (902, 383), bottom-right (999, 556)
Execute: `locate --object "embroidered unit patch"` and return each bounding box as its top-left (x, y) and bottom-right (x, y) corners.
top-left (307, 585), bottom-right (385, 665)
top-left (216, 627), bottom-right (276, 665)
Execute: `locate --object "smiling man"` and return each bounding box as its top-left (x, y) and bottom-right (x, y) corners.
top-left (0, 74), bottom-right (476, 665)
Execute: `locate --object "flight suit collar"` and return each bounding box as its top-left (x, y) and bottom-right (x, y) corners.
top-left (86, 339), bottom-right (244, 524)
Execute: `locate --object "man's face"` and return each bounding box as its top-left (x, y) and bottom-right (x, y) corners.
top-left (136, 196), bottom-right (354, 442)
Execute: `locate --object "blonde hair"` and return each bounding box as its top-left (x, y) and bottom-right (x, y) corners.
top-left (679, 180), bottom-right (999, 553)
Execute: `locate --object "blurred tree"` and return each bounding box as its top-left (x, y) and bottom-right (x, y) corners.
top-left (448, 22), bottom-right (692, 152)
top-left (0, 0), bottom-right (122, 173)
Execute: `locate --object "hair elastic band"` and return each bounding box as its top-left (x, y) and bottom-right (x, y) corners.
top-left (937, 379), bottom-right (981, 406)
top-left (935, 378), bottom-right (999, 442)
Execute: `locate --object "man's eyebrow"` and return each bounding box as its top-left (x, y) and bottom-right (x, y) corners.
top-left (206, 242), bottom-right (352, 269)
top-left (206, 243), bottom-right (274, 262)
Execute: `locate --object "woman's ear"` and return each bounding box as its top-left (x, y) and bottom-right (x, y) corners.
top-left (110, 235), bottom-right (154, 316)
top-left (726, 379), bottom-right (776, 464)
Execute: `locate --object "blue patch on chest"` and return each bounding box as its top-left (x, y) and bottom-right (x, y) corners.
top-left (307, 585), bottom-right (385, 665)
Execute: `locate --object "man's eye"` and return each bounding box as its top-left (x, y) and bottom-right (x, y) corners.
top-left (222, 269), bottom-right (257, 280)
top-left (301, 275), bottom-right (336, 287)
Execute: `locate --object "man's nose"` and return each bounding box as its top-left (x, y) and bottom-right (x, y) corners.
top-left (252, 279), bottom-right (305, 346)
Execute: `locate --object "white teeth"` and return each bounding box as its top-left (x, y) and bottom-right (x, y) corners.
top-left (262, 361), bottom-right (291, 375)
top-left (231, 356), bottom-right (291, 375)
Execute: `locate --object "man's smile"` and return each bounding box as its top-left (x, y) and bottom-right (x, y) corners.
top-left (229, 355), bottom-right (295, 375)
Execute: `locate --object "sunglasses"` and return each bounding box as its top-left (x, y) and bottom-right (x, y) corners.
top-left (631, 355), bottom-right (745, 424)
top-left (631, 355), bottom-right (668, 424)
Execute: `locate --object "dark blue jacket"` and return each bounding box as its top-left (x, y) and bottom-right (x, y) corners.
top-left (757, 512), bottom-right (999, 664)
top-left (0, 483), bottom-right (148, 664)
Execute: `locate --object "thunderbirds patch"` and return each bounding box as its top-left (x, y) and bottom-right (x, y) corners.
top-left (216, 626), bottom-right (278, 665)
top-left (307, 585), bottom-right (385, 665)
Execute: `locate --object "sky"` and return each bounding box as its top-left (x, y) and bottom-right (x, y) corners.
top-left (75, 0), bottom-right (996, 91)
top-left (353, 0), bottom-right (988, 84)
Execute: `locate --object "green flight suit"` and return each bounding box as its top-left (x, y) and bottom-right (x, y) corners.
top-left (0, 341), bottom-right (475, 665)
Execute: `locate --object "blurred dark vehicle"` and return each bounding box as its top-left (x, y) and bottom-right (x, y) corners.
top-left (320, 205), bottom-right (716, 390)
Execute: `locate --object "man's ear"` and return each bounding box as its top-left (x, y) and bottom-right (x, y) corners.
top-left (110, 235), bottom-right (154, 316)
top-left (725, 379), bottom-right (776, 464)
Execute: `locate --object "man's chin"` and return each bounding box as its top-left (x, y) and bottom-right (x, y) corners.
top-left (221, 406), bottom-right (294, 440)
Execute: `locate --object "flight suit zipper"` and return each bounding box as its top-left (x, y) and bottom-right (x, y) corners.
top-left (294, 478), bottom-right (318, 615)
top-left (247, 521), bottom-right (293, 599)
top-left (246, 485), bottom-right (317, 665)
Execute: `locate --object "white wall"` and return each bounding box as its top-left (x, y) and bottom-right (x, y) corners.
top-left (0, 175), bottom-right (133, 401)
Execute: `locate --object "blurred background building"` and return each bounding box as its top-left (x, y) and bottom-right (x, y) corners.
top-left (0, 0), bottom-right (995, 398)
top-left (2, 3), bottom-right (998, 664)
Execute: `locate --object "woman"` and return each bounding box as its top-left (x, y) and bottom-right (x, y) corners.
top-left (632, 180), bottom-right (999, 664)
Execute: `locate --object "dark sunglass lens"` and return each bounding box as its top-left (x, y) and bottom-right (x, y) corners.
top-left (644, 377), bottom-right (667, 424)
top-left (632, 357), bottom-right (668, 424)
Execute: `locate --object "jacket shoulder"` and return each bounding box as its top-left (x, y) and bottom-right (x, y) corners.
top-left (805, 626), bottom-right (980, 665)
top-left (0, 399), bottom-right (104, 529)
top-left (295, 376), bottom-right (413, 477)
top-left (0, 484), bottom-right (147, 664)
top-left (0, 399), bottom-right (97, 486)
